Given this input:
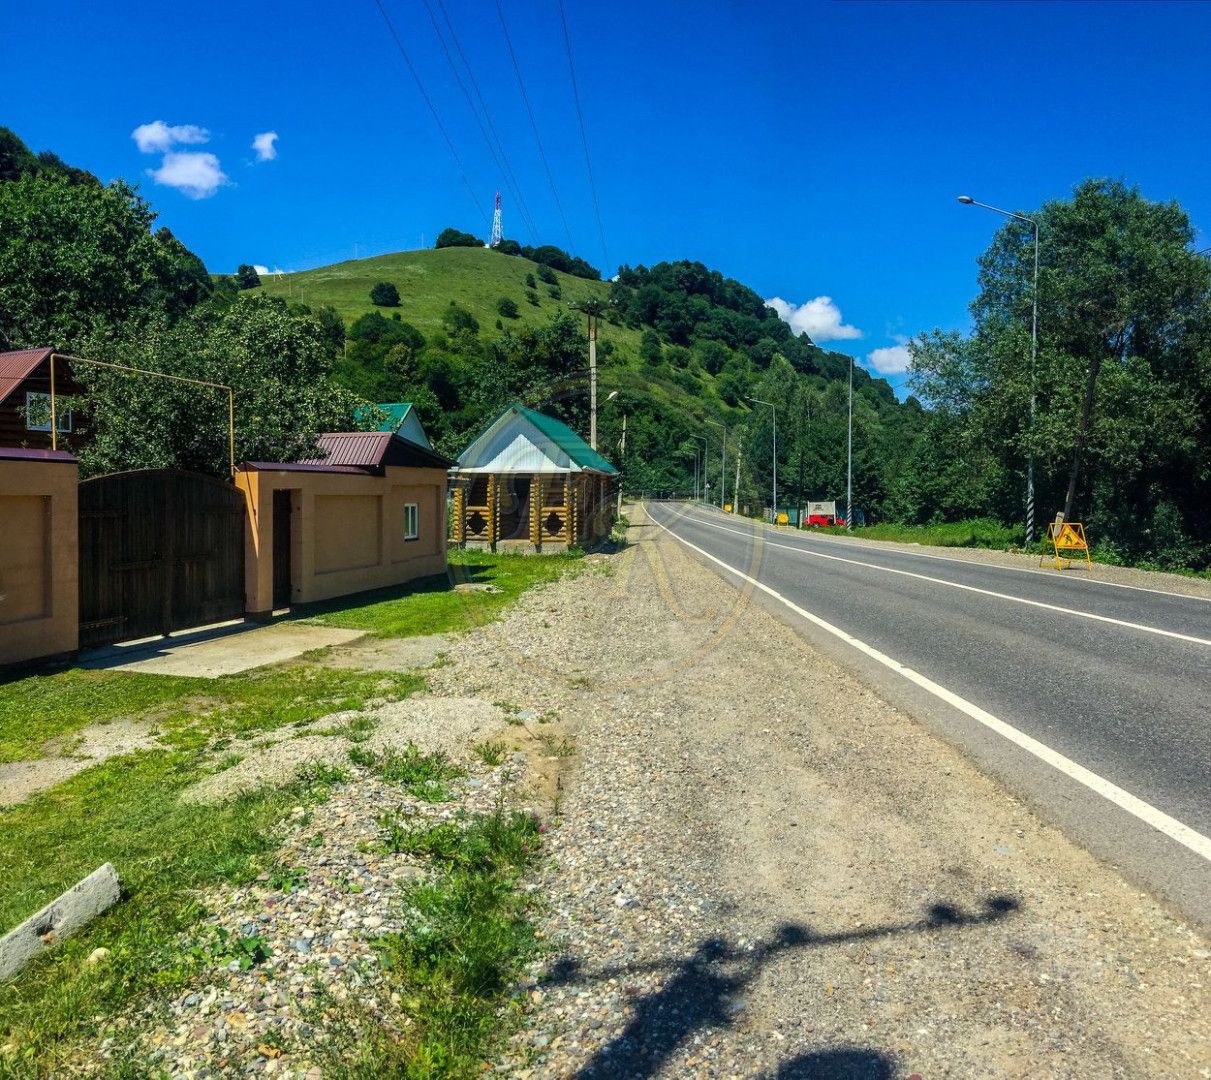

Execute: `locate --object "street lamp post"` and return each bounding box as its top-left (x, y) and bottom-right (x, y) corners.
top-left (705, 419), bottom-right (726, 510)
top-left (692, 433), bottom-right (709, 504)
top-left (846, 356), bottom-right (853, 530)
top-left (746, 396), bottom-right (777, 520)
top-left (958, 194), bottom-right (1039, 544)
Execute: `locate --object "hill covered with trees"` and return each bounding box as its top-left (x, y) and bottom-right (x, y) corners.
top-left (252, 240), bottom-right (924, 516)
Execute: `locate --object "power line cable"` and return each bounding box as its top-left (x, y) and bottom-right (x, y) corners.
top-left (372, 0), bottom-right (490, 227)
top-left (495, 0), bottom-right (577, 253)
top-left (556, 0), bottom-right (610, 273)
top-left (431, 0), bottom-right (542, 244)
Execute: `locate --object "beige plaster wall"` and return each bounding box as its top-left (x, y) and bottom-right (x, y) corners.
top-left (0, 457), bottom-right (78, 664)
top-left (237, 466), bottom-right (448, 615)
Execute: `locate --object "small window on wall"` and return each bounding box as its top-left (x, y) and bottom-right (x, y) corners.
top-left (25, 392), bottom-right (72, 433)
top-left (404, 502), bottom-right (419, 540)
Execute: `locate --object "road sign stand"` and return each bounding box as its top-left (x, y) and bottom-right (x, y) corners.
top-left (1042, 520), bottom-right (1091, 571)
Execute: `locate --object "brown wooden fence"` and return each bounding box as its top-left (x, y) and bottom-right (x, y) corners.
top-left (78, 469), bottom-right (245, 648)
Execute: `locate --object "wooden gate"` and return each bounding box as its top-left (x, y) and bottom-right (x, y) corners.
top-left (79, 469), bottom-right (246, 648)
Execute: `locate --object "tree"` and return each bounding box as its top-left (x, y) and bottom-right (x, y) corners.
top-left (525, 272), bottom-right (537, 289)
top-left (536, 264), bottom-right (558, 286)
top-left (0, 173), bottom-right (205, 350)
top-left (441, 302), bottom-right (480, 335)
top-left (78, 295), bottom-right (364, 477)
top-left (315, 306), bottom-right (346, 353)
top-left (497, 296), bottom-right (519, 319)
top-left (370, 281), bottom-right (400, 307)
top-left (235, 264), bottom-right (261, 290)
top-left (435, 227), bottom-right (484, 249)
top-left (909, 178), bottom-right (1211, 565)
top-left (640, 328), bottom-right (663, 367)
top-left (496, 238), bottom-right (522, 256)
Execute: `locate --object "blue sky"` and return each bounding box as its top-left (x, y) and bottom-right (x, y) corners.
top-left (7, 0), bottom-right (1211, 384)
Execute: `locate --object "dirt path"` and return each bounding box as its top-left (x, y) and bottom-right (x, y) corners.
top-left (427, 506), bottom-right (1211, 1078)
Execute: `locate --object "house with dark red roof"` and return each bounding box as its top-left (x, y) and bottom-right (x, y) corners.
top-left (0, 348), bottom-right (84, 450)
top-left (235, 430), bottom-right (455, 616)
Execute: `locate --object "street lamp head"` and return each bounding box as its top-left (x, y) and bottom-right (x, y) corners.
top-left (957, 195), bottom-right (975, 205)
top-left (606, 390), bottom-right (618, 401)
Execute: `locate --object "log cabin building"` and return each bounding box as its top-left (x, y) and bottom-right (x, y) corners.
top-left (0, 349), bottom-right (84, 451)
top-left (450, 403), bottom-right (619, 553)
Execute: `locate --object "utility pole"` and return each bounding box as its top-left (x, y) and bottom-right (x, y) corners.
top-left (846, 356), bottom-right (853, 530)
top-left (589, 315), bottom-right (597, 449)
top-left (692, 434), bottom-right (709, 503)
top-left (617, 412), bottom-right (626, 517)
top-left (706, 419), bottom-right (726, 510)
top-left (734, 447), bottom-right (742, 514)
top-left (572, 300), bottom-right (606, 449)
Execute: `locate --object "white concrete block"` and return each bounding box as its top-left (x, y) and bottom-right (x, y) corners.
top-left (0, 863), bottom-right (121, 980)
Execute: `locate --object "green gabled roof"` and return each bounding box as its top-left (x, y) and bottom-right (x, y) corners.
top-left (354, 402), bottom-right (413, 433)
top-left (511, 403), bottom-right (619, 475)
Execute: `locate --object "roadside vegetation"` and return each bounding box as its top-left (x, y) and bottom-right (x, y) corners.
top-left (313, 806), bottom-right (544, 1076)
top-left (303, 548), bottom-right (585, 638)
top-left (813, 517), bottom-right (1022, 550)
top-left (0, 755), bottom-right (345, 1072)
top-left (808, 516), bottom-right (1211, 577)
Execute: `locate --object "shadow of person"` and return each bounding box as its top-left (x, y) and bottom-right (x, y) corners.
top-left (565, 897), bottom-right (1018, 1080)
top-left (574, 935), bottom-right (752, 1079)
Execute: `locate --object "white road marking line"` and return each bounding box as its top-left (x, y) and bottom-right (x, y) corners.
top-left (681, 503), bottom-right (1211, 605)
top-left (646, 506), bottom-right (1211, 864)
top-left (667, 509), bottom-right (1211, 648)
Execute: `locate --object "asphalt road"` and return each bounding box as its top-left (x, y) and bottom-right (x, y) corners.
top-left (644, 500), bottom-right (1211, 927)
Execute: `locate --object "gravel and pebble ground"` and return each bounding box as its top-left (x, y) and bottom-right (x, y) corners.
top-left (99, 746), bottom-right (528, 1078)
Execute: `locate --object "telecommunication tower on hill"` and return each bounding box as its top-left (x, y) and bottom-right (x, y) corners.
top-left (488, 191), bottom-right (503, 248)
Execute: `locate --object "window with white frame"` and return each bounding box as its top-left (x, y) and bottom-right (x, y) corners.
top-left (25, 392), bottom-right (72, 433)
top-left (404, 502), bottom-right (419, 540)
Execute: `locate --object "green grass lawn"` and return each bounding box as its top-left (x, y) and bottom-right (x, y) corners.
top-left (252, 246), bottom-right (641, 357)
top-left (302, 548), bottom-right (585, 638)
top-left (0, 664), bottom-right (421, 765)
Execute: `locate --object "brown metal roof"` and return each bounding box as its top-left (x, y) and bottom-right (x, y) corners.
top-left (298, 432), bottom-right (454, 472)
top-left (302, 432), bottom-right (395, 467)
top-left (0, 348), bottom-right (53, 407)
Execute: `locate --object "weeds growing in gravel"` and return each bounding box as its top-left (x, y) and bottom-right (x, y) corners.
top-left (0, 760), bottom-right (339, 1071)
top-left (474, 740), bottom-right (508, 767)
top-left (372, 745), bottom-right (466, 802)
top-left (319, 803), bottom-right (544, 1076)
top-left (536, 733), bottom-right (577, 758)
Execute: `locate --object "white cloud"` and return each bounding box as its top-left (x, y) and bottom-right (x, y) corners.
top-left (253, 264), bottom-right (270, 275)
top-left (251, 131), bottom-right (278, 162)
top-left (132, 120), bottom-right (210, 153)
top-left (765, 295), bottom-right (862, 342)
top-left (866, 344), bottom-right (912, 375)
top-left (149, 151), bottom-right (228, 199)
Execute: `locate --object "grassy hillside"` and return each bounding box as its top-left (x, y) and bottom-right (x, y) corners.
top-left (253, 246), bottom-right (642, 355)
